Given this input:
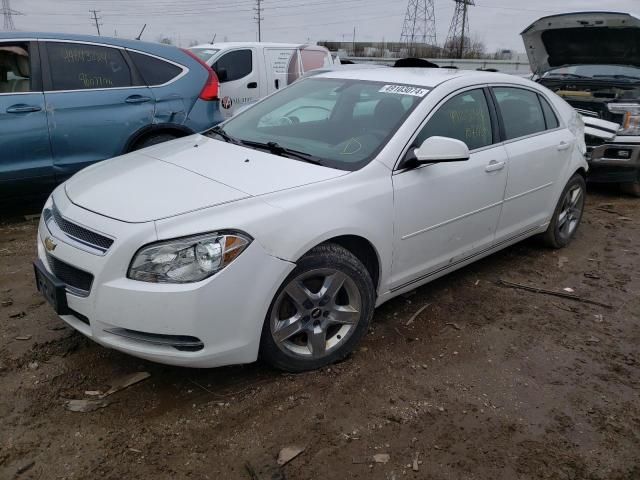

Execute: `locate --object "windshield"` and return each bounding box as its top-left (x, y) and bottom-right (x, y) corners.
top-left (544, 65), bottom-right (640, 81)
top-left (214, 78), bottom-right (427, 171)
top-left (189, 47), bottom-right (220, 63)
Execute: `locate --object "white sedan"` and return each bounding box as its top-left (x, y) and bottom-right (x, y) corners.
top-left (34, 69), bottom-right (588, 372)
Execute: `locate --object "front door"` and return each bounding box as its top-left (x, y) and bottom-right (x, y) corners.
top-left (41, 41), bottom-right (155, 182)
top-left (0, 40), bottom-right (53, 197)
top-left (211, 48), bottom-right (259, 119)
top-left (391, 88), bottom-right (508, 290)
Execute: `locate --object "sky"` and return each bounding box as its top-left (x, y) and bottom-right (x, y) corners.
top-left (6, 0), bottom-right (640, 52)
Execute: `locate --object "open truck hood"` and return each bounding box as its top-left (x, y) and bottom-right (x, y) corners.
top-left (521, 12), bottom-right (640, 75)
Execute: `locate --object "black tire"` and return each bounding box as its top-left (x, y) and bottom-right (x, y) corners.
top-left (132, 133), bottom-right (178, 151)
top-left (542, 174), bottom-right (586, 249)
top-left (259, 243), bottom-right (375, 372)
top-left (620, 178), bottom-right (640, 197)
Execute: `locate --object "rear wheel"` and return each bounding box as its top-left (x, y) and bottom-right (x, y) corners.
top-left (542, 174), bottom-right (586, 249)
top-left (260, 243), bottom-right (375, 372)
top-left (132, 133), bottom-right (178, 151)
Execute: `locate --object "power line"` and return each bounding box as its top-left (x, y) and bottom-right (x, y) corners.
top-left (2, 0), bottom-right (23, 31)
top-left (400, 0), bottom-right (437, 57)
top-left (90, 9), bottom-right (102, 35)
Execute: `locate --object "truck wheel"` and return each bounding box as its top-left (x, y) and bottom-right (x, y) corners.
top-left (542, 174), bottom-right (586, 249)
top-left (620, 178), bottom-right (640, 197)
top-left (260, 243), bottom-right (375, 372)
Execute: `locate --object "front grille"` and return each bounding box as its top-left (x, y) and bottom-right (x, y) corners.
top-left (49, 203), bottom-right (114, 252)
top-left (46, 253), bottom-right (94, 296)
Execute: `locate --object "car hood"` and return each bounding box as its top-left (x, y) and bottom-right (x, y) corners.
top-left (521, 12), bottom-right (640, 74)
top-left (65, 135), bottom-right (347, 223)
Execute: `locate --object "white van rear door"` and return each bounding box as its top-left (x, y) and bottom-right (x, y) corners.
top-left (212, 48), bottom-right (259, 118)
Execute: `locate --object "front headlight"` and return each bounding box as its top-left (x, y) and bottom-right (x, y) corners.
top-left (128, 231), bottom-right (251, 283)
top-left (608, 103), bottom-right (640, 135)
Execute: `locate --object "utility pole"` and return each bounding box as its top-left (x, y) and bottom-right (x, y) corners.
top-left (2, 0), bottom-right (23, 31)
top-left (90, 9), bottom-right (102, 36)
top-left (254, 0), bottom-right (263, 42)
top-left (136, 24), bottom-right (147, 40)
top-left (400, 0), bottom-right (437, 58)
top-left (445, 0), bottom-right (475, 58)
top-left (352, 26), bottom-right (356, 56)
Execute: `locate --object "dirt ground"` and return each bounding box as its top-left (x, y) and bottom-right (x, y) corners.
top-left (0, 188), bottom-right (638, 480)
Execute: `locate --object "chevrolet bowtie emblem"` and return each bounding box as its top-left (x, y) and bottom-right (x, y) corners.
top-left (44, 236), bottom-right (57, 252)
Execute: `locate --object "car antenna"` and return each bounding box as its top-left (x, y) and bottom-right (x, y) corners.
top-left (210, 33), bottom-right (217, 44)
top-left (136, 24), bottom-right (147, 41)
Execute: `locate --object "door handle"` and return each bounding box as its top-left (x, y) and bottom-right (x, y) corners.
top-left (485, 160), bottom-right (506, 172)
top-left (557, 141), bottom-right (572, 151)
top-left (274, 79), bottom-right (280, 89)
top-left (6, 104), bottom-right (41, 113)
top-left (125, 95), bottom-right (152, 104)
top-left (247, 82), bottom-right (258, 89)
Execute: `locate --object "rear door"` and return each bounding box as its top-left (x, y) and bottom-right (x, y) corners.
top-left (211, 48), bottom-right (258, 119)
top-left (41, 40), bottom-right (155, 181)
top-left (491, 86), bottom-right (575, 239)
top-left (0, 39), bottom-right (53, 196)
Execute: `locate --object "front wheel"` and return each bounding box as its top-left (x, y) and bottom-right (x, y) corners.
top-left (260, 243), bottom-right (375, 372)
top-left (542, 174), bottom-right (586, 249)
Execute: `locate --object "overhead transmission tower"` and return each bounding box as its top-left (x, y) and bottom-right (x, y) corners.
top-left (445, 0), bottom-right (475, 59)
top-left (399, 0), bottom-right (437, 57)
top-left (2, 0), bottom-right (23, 31)
top-left (90, 9), bottom-right (102, 36)
top-left (254, 0), bottom-right (263, 41)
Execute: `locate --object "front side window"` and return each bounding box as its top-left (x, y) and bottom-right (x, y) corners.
top-left (415, 89), bottom-right (493, 151)
top-left (47, 43), bottom-right (133, 91)
top-left (216, 78), bottom-right (427, 171)
top-left (0, 43), bottom-right (32, 93)
top-left (493, 87), bottom-right (546, 140)
top-left (212, 49), bottom-right (252, 83)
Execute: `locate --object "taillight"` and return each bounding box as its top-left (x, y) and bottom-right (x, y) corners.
top-left (182, 48), bottom-right (219, 101)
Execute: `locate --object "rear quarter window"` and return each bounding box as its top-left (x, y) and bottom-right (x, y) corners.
top-left (539, 95), bottom-right (560, 129)
top-left (129, 51), bottom-right (183, 86)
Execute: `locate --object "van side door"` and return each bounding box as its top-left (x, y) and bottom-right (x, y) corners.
top-left (211, 48), bottom-right (258, 118)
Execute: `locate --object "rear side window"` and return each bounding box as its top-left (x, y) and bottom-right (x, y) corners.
top-left (416, 88), bottom-right (493, 151)
top-left (129, 51), bottom-right (182, 86)
top-left (493, 87), bottom-right (546, 140)
top-left (212, 49), bottom-right (252, 83)
top-left (539, 95), bottom-right (560, 129)
top-left (46, 42), bottom-right (133, 91)
top-left (0, 42), bottom-right (33, 93)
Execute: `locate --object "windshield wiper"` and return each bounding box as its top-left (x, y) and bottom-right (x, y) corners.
top-left (593, 74), bottom-right (640, 82)
top-left (240, 140), bottom-right (324, 165)
top-left (545, 73), bottom-right (590, 79)
top-left (205, 125), bottom-right (240, 144)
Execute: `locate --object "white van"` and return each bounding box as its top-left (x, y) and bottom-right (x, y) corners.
top-left (189, 42), bottom-right (334, 118)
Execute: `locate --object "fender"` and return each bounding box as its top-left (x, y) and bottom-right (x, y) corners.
top-left (122, 123), bottom-right (195, 153)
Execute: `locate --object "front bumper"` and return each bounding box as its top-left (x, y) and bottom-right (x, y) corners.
top-left (587, 139), bottom-right (640, 183)
top-left (36, 190), bottom-right (294, 368)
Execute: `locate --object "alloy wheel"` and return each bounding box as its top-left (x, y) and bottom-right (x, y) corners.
top-left (270, 268), bottom-right (362, 359)
top-left (557, 183), bottom-right (584, 240)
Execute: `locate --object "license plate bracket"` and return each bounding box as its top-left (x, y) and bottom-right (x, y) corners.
top-left (33, 259), bottom-right (71, 315)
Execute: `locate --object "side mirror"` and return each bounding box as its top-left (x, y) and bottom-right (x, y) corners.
top-left (401, 136), bottom-right (470, 170)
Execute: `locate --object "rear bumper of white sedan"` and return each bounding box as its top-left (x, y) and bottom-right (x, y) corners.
top-left (35, 201), bottom-right (294, 368)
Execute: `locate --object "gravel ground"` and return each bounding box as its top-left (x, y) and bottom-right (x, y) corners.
top-left (0, 187), bottom-right (638, 480)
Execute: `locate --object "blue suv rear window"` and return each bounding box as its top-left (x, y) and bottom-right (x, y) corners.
top-left (47, 42), bottom-right (133, 91)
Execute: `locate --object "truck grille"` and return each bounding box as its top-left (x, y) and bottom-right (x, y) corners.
top-left (46, 253), bottom-right (94, 296)
top-left (45, 203), bottom-right (114, 254)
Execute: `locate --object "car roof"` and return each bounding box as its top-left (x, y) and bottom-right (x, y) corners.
top-left (191, 42), bottom-right (314, 49)
top-left (312, 67), bottom-right (531, 89)
top-left (0, 31), bottom-right (183, 60)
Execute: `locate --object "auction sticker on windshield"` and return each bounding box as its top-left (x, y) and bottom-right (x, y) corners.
top-left (378, 85), bottom-right (429, 97)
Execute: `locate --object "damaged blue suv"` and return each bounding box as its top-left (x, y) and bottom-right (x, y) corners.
top-left (0, 32), bottom-right (223, 198)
